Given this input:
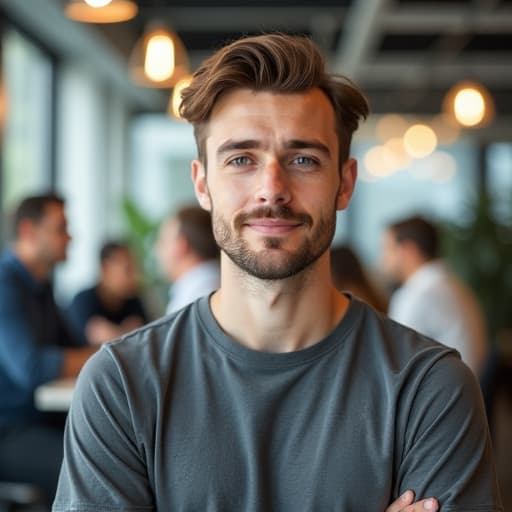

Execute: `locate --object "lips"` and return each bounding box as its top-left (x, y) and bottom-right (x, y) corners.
top-left (234, 206), bottom-right (313, 232)
top-left (245, 218), bottom-right (302, 234)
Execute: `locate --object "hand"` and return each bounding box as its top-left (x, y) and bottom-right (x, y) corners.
top-left (120, 316), bottom-right (144, 332)
top-left (386, 490), bottom-right (439, 512)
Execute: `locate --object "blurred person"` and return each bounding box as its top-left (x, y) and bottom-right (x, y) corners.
top-left (54, 35), bottom-right (501, 512)
top-left (67, 241), bottom-right (149, 346)
top-left (381, 215), bottom-right (488, 378)
top-left (0, 194), bottom-right (97, 507)
top-left (330, 244), bottom-right (388, 312)
top-left (156, 205), bottom-right (219, 314)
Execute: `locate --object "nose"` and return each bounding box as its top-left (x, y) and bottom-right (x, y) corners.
top-left (254, 159), bottom-right (292, 205)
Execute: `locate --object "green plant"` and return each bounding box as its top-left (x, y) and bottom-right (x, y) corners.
top-left (442, 189), bottom-right (512, 339)
top-left (121, 197), bottom-right (167, 312)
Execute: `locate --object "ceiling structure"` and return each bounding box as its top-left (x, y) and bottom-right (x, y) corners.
top-left (1, 0), bottom-right (511, 127)
top-left (88, 0), bottom-right (512, 121)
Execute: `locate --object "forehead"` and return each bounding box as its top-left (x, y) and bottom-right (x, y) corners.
top-left (206, 88), bottom-right (338, 151)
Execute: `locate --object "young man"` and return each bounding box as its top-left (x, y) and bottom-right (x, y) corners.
top-left (155, 205), bottom-right (219, 314)
top-left (53, 35), bottom-right (502, 511)
top-left (0, 194), bottom-right (97, 506)
top-left (381, 216), bottom-right (488, 378)
top-left (68, 241), bottom-right (149, 345)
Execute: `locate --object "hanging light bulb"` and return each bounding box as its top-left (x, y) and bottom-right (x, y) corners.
top-left (130, 25), bottom-right (190, 88)
top-left (84, 0), bottom-right (112, 7)
top-left (65, 0), bottom-right (138, 23)
top-left (145, 33), bottom-right (175, 83)
top-left (168, 75), bottom-right (193, 119)
top-left (443, 81), bottom-right (494, 128)
top-left (454, 88), bottom-right (485, 127)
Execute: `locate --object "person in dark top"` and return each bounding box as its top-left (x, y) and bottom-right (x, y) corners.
top-left (0, 193), bottom-right (96, 507)
top-left (330, 244), bottom-right (388, 312)
top-left (68, 241), bottom-right (148, 346)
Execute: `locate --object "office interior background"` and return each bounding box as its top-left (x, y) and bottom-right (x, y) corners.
top-left (0, 0), bottom-right (511, 501)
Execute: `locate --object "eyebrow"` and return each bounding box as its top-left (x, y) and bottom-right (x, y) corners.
top-left (284, 139), bottom-right (331, 158)
top-left (216, 138), bottom-right (331, 159)
top-left (216, 139), bottom-right (262, 158)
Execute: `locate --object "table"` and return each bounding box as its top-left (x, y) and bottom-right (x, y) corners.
top-left (34, 378), bottom-right (76, 411)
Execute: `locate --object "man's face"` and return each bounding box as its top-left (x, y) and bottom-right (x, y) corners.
top-left (102, 248), bottom-right (139, 298)
top-left (380, 229), bottom-right (405, 286)
top-left (192, 88), bottom-right (357, 280)
top-left (34, 203), bottom-right (71, 266)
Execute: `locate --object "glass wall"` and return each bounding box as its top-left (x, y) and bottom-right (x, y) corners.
top-left (1, 28), bottom-right (54, 238)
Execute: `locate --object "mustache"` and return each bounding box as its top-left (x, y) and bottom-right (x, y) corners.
top-left (234, 206), bottom-right (313, 230)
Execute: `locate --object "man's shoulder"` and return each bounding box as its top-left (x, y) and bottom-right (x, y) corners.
top-left (0, 253), bottom-right (28, 302)
top-left (71, 286), bottom-right (98, 304)
top-left (354, 299), bottom-right (461, 373)
top-left (0, 251), bottom-right (20, 282)
top-left (101, 300), bottom-right (204, 362)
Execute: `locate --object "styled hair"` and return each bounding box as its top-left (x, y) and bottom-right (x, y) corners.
top-left (175, 205), bottom-right (219, 261)
top-left (12, 193), bottom-right (65, 238)
top-left (180, 33), bottom-right (369, 166)
top-left (389, 216), bottom-right (439, 260)
top-left (99, 241), bottom-right (131, 264)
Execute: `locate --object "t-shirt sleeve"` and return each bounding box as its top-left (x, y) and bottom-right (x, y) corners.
top-left (53, 346), bottom-right (154, 512)
top-left (394, 353), bottom-right (503, 511)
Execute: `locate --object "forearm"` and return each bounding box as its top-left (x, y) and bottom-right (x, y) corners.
top-left (60, 346), bottom-right (98, 378)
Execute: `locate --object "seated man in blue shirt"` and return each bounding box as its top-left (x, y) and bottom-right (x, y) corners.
top-left (0, 193), bottom-right (96, 507)
top-left (68, 241), bottom-right (149, 346)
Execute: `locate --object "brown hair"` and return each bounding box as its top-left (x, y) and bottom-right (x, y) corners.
top-left (12, 193), bottom-right (65, 239)
top-left (175, 205), bottom-right (219, 261)
top-left (389, 216), bottom-right (439, 261)
top-left (179, 33), bottom-right (369, 167)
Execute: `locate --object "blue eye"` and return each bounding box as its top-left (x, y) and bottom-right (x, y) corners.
top-left (292, 156), bottom-right (318, 168)
top-left (230, 156), bottom-right (252, 167)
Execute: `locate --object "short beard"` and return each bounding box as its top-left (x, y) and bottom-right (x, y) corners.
top-left (212, 204), bottom-right (336, 281)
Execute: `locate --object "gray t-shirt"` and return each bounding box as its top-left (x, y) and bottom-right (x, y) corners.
top-left (53, 296), bottom-right (502, 511)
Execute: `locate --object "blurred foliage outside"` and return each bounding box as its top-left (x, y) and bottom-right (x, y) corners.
top-left (121, 197), bottom-right (167, 316)
top-left (442, 189), bottom-right (512, 340)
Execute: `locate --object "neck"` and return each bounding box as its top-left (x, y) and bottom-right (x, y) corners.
top-left (97, 282), bottom-right (124, 310)
top-left (12, 243), bottom-right (52, 282)
top-left (403, 257), bottom-right (432, 282)
top-left (210, 253), bottom-right (349, 353)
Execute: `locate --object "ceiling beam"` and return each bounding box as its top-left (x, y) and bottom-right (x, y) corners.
top-left (138, 7), bottom-right (346, 32)
top-left (356, 57), bottom-right (512, 86)
top-left (332, 0), bottom-right (391, 78)
top-left (381, 7), bottom-right (512, 33)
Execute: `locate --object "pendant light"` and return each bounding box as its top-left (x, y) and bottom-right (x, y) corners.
top-left (129, 24), bottom-right (189, 88)
top-left (65, 0), bottom-right (138, 24)
top-left (443, 81), bottom-right (495, 128)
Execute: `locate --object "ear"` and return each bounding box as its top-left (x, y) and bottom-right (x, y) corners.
top-left (191, 160), bottom-right (211, 211)
top-left (336, 158), bottom-right (358, 211)
top-left (17, 219), bottom-right (37, 241)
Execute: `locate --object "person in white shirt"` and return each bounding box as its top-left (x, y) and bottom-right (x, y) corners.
top-left (381, 215), bottom-right (488, 378)
top-left (156, 205), bottom-right (220, 314)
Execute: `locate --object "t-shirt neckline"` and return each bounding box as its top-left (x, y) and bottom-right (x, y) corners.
top-left (196, 293), bottom-right (364, 369)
